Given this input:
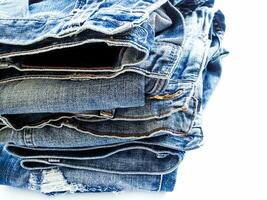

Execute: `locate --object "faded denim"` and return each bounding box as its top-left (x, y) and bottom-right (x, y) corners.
top-left (1, 6), bottom-right (216, 131)
top-left (0, 0), bottom-right (227, 196)
top-left (0, 1), bottom-right (185, 83)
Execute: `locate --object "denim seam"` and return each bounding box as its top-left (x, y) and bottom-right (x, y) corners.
top-left (0, 0), bottom-right (164, 21)
top-left (149, 79), bottom-right (168, 95)
top-left (24, 129), bottom-right (34, 147)
top-left (60, 122), bottom-right (186, 138)
top-left (0, 36), bottom-right (148, 61)
top-left (0, 68), bottom-right (173, 84)
top-left (0, 17), bottom-right (73, 21)
top-left (114, 103), bottom-right (185, 120)
top-left (4, 106), bottom-right (184, 130)
top-left (58, 122), bottom-right (187, 138)
top-left (13, 145), bottom-right (177, 160)
top-left (156, 42), bottom-right (181, 76)
top-left (158, 174), bottom-right (163, 192)
top-left (0, 0), bottom-right (168, 38)
top-left (3, 114), bottom-right (86, 131)
top-left (13, 138), bottom-right (188, 153)
top-left (121, 42), bottom-right (181, 78)
top-left (0, 115), bottom-right (13, 127)
top-left (167, 45), bottom-right (182, 77)
top-left (2, 98), bottom-right (189, 131)
top-left (195, 33), bottom-right (213, 86)
top-left (9, 140), bottom-right (177, 153)
top-left (186, 95), bottom-right (199, 134)
top-left (20, 155), bottom-right (182, 175)
top-left (146, 78), bottom-right (161, 95)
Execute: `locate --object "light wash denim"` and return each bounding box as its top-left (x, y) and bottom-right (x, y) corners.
top-left (0, 72), bottom-right (146, 114)
top-left (202, 10), bottom-right (228, 108)
top-left (1, 5), bottom-right (216, 130)
top-left (0, 1), bottom-right (185, 83)
top-left (0, 80), bottom-right (192, 130)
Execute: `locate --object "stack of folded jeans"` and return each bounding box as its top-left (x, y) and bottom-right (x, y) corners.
top-left (0, 0), bottom-right (227, 195)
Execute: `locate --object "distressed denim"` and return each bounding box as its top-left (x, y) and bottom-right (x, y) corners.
top-left (0, 144), bottom-right (181, 194)
top-left (0, 0), bottom-right (227, 196)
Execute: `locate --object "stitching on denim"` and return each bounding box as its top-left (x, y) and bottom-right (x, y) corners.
top-left (149, 78), bottom-right (168, 95)
top-left (158, 174), bottom-right (163, 191)
top-left (186, 95), bottom-right (199, 133)
top-left (147, 78), bottom-right (160, 95)
top-left (4, 104), bottom-right (187, 130)
top-left (24, 128), bottom-right (33, 147)
top-left (155, 42), bottom-right (180, 76)
top-left (0, 15), bottom-right (74, 21)
top-left (0, 33), bottom-right (148, 63)
top-left (37, 154), bottom-right (182, 175)
top-left (114, 104), bottom-right (185, 120)
top-left (61, 123), bottom-right (187, 138)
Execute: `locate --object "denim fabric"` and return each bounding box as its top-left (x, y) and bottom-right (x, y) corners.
top-left (5, 143), bottom-right (184, 173)
top-left (0, 0), bottom-right (167, 45)
top-left (0, 72), bottom-right (146, 114)
top-left (0, 144), bottom-right (179, 194)
top-left (0, 80), bottom-right (192, 130)
top-left (0, 126), bottom-right (202, 151)
top-left (202, 10), bottom-right (228, 108)
top-left (1, 6), bottom-right (214, 130)
top-left (22, 98), bottom-right (197, 138)
top-left (0, 0), bottom-right (227, 196)
top-left (0, 2), bottom-right (184, 83)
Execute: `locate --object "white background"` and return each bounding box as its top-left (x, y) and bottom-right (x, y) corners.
top-left (1, 1), bottom-right (267, 199)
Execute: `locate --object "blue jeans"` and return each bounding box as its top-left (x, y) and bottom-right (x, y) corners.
top-left (0, 0), bottom-right (227, 195)
top-left (1, 5), bottom-right (217, 129)
top-left (0, 144), bottom-right (181, 194)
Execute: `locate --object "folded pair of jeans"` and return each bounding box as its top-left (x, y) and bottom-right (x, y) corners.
top-left (0, 0), bottom-right (227, 195)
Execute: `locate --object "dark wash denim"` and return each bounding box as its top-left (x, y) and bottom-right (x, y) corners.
top-left (0, 144), bottom-right (180, 194)
top-left (0, 0), bottom-right (227, 196)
